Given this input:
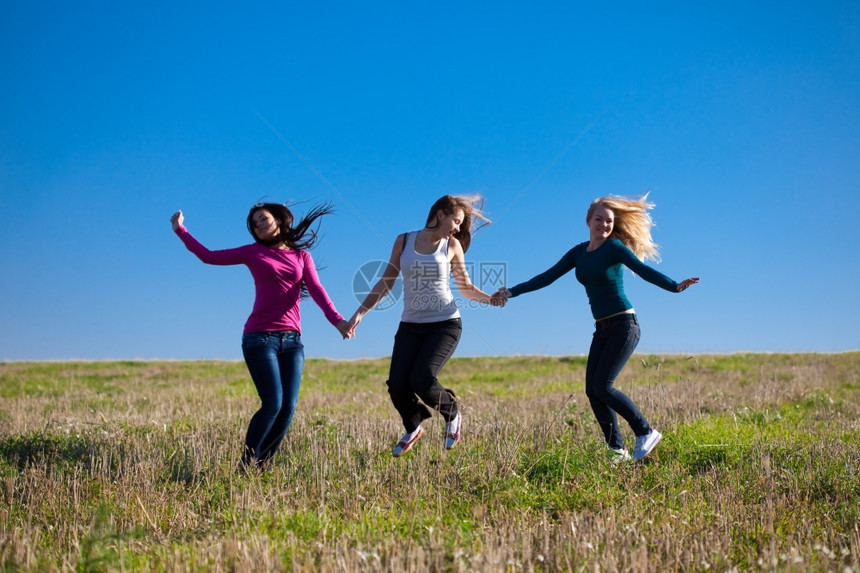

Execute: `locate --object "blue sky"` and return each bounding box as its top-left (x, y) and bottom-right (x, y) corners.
top-left (1, 2), bottom-right (858, 361)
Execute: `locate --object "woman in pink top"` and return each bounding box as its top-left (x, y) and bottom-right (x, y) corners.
top-left (171, 203), bottom-right (350, 471)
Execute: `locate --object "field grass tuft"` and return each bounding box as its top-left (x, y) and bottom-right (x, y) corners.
top-left (0, 352), bottom-right (858, 571)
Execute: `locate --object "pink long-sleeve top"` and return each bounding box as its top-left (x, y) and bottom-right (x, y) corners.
top-left (175, 226), bottom-right (343, 334)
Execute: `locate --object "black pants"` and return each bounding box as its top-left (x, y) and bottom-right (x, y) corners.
top-left (585, 313), bottom-right (649, 450)
top-left (387, 318), bottom-right (461, 432)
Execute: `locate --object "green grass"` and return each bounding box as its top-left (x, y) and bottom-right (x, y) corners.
top-left (0, 353), bottom-right (858, 571)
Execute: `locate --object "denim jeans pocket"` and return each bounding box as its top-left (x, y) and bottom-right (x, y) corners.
top-left (624, 323), bottom-right (642, 346)
top-left (283, 332), bottom-right (303, 350)
top-left (241, 332), bottom-right (270, 350)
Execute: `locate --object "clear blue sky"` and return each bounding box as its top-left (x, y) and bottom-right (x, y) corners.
top-left (2, 2), bottom-right (858, 361)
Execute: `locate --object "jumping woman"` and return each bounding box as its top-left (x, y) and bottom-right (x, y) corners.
top-left (347, 195), bottom-right (503, 457)
top-left (494, 194), bottom-right (698, 461)
top-left (171, 203), bottom-right (350, 470)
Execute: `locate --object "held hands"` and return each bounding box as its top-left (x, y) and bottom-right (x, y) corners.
top-left (336, 319), bottom-right (353, 340)
top-left (677, 277), bottom-right (700, 292)
top-left (170, 210), bottom-right (184, 231)
top-left (491, 287), bottom-right (511, 307)
top-left (344, 312), bottom-right (363, 339)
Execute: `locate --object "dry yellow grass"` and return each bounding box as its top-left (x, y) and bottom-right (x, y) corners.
top-left (0, 353), bottom-right (858, 571)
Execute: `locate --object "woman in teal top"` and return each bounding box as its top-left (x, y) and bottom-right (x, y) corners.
top-left (495, 195), bottom-right (698, 461)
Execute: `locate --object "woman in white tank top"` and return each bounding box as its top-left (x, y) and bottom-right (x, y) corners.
top-left (347, 195), bottom-right (504, 457)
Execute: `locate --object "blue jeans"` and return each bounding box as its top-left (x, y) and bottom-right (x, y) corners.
top-left (241, 330), bottom-right (305, 466)
top-left (585, 313), bottom-right (651, 450)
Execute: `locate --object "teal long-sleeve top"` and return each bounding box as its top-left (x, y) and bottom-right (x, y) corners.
top-left (508, 238), bottom-right (679, 320)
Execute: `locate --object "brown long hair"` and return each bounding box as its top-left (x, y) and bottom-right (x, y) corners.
top-left (424, 194), bottom-right (489, 253)
top-left (246, 202), bottom-right (334, 250)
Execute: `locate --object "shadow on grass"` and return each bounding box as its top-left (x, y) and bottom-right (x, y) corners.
top-left (0, 430), bottom-right (201, 485)
top-left (0, 430), bottom-right (96, 471)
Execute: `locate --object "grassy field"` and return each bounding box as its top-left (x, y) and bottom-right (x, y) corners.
top-left (0, 353), bottom-right (858, 572)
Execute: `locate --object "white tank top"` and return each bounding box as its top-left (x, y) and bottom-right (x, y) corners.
top-left (399, 231), bottom-right (461, 323)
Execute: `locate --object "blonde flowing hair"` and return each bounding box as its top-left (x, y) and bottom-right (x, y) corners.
top-left (587, 193), bottom-right (661, 262)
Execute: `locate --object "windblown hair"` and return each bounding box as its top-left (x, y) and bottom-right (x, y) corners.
top-left (246, 201), bottom-right (335, 250)
top-left (424, 194), bottom-right (490, 253)
top-left (587, 193), bottom-right (661, 262)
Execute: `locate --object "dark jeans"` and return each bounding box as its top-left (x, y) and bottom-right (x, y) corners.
top-left (241, 330), bottom-right (305, 466)
top-left (585, 313), bottom-right (650, 450)
top-left (387, 318), bottom-right (461, 432)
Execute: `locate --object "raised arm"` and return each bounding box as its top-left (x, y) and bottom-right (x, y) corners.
top-left (170, 210), bottom-right (248, 266)
top-left (347, 235), bottom-right (404, 336)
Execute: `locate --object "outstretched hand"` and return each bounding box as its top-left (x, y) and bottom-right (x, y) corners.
top-left (677, 277), bottom-right (700, 292)
top-left (170, 210), bottom-right (184, 231)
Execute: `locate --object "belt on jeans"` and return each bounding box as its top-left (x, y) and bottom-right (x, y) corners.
top-left (594, 313), bottom-right (637, 330)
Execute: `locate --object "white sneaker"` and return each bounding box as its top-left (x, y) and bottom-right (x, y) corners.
top-left (607, 447), bottom-right (632, 464)
top-left (444, 413), bottom-right (461, 450)
top-left (632, 429), bottom-right (662, 460)
top-left (392, 426), bottom-right (424, 457)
